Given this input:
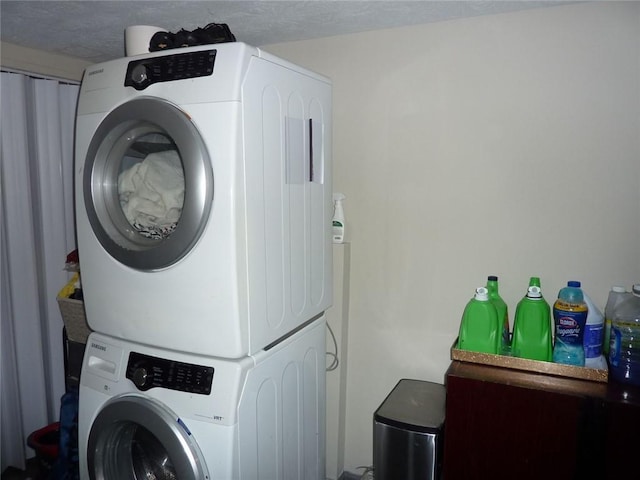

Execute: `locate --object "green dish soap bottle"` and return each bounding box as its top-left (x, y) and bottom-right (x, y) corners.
top-left (511, 277), bottom-right (552, 362)
top-left (458, 287), bottom-right (500, 354)
top-left (486, 276), bottom-right (510, 354)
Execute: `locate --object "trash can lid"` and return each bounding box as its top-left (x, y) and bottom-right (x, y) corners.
top-left (374, 379), bottom-right (445, 434)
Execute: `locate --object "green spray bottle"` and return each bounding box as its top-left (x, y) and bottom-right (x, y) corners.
top-left (458, 287), bottom-right (500, 354)
top-left (486, 276), bottom-right (510, 353)
top-left (511, 277), bottom-right (552, 362)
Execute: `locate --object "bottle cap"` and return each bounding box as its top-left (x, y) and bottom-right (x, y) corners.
top-left (487, 275), bottom-right (498, 282)
top-left (632, 284), bottom-right (640, 297)
top-left (529, 277), bottom-right (541, 287)
top-left (612, 285), bottom-right (626, 293)
top-left (568, 280), bottom-right (581, 288)
top-left (527, 286), bottom-right (542, 298)
top-left (474, 287), bottom-right (489, 301)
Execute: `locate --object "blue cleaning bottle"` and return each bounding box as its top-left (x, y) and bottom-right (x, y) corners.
top-left (552, 281), bottom-right (588, 366)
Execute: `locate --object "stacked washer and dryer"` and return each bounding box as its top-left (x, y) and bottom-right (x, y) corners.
top-left (75, 42), bottom-right (332, 480)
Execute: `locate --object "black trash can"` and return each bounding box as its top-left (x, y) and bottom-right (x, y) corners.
top-left (373, 379), bottom-right (445, 480)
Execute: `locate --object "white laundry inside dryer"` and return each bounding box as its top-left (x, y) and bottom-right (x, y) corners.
top-left (118, 148), bottom-right (185, 239)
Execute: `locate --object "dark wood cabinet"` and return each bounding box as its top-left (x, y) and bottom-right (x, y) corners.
top-left (444, 361), bottom-right (640, 479)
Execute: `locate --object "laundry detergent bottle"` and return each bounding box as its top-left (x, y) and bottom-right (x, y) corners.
top-left (458, 287), bottom-right (500, 354)
top-left (486, 276), bottom-right (510, 353)
top-left (552, 281), bottom-right (588, 366)
top-left (511, 279), bottom-right (552, 362)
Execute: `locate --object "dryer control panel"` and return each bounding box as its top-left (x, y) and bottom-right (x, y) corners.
top-left (124, 49), bottom-right (216, 90)
top-left (126, 352), bottom-right (214, 395)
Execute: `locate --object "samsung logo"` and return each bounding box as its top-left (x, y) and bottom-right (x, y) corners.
top-left (91, 342), bottom-right (107, 352)
top-left (87, 68), bottom-right (104, 76)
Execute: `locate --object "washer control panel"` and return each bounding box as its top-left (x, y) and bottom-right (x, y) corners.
top-left (126, 352), bottom-right (214, 395)
top-left (124, 49), bottom-right (216, 90)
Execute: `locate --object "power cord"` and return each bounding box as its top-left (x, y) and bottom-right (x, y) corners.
top-left (326, 321), bottom-right (339, 372)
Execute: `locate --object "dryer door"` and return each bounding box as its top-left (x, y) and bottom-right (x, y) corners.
top-left (87, 395), bottom-right (209, 480)
top-left (83, 97), bottom-right (213, 271)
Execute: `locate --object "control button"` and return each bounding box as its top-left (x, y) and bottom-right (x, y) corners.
top-left (132, 366), bottom-right (152, 389)
top-left (130, 64), bottom-right (148, 85)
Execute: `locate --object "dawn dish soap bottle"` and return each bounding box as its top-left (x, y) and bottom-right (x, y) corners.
top-left (511, 277), bottom-right (552, 362)
top-left (486, 276), bottom-right (510, 354)
top-left (552, 281), bottom-right (588, 366)
top-left (458, 287), bottom-right (500, 355)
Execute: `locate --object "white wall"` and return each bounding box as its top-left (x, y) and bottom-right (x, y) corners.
top-left (266, 2), bottom-right (640, 474)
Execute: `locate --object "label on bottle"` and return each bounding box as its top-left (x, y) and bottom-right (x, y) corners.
top-left (609, 326), bottom-right (621, 367)
top-left (502, 317), bottom-right (510, 350)
top-left (553, 300), bottom-right (588, 366)
top-left (332, 221), bottom-right (344, 242)
top-left (603, 317), bottom-right (612, 354)
top-left (583, 323), bottom-right (603, 358)
top-left (553, 303), bottom-right (588, 346)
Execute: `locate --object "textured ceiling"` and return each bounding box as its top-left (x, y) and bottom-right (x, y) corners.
top-left (1, 1), bottom-right (567, 64)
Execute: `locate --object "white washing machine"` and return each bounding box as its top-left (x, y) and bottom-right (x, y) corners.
top-left (75, 43), bottom-right (332, 357)
top-left (79, 317), bottom-right (326, 480)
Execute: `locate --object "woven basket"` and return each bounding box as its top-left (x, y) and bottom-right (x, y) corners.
top-left (57, 296), bottom-right (91, 344)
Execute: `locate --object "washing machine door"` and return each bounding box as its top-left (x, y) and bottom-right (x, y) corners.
top-left (87, 395), bottom-right (209, 480)
top-left (83, 97), bottom-right (213, 271)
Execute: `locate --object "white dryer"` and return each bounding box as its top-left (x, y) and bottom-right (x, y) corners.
top-left (79, 317), bottom-right (326, 480)
top-left (75, 43), bottom-right (332, 357)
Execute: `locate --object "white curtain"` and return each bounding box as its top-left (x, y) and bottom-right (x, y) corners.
top-left (1, 71), bottom-right (79, 470)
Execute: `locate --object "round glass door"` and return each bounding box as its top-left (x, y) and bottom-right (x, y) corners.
top-left (88, 395), bottom-right (209, 480)
top-left (84, 97), bottom-right (213, 271)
